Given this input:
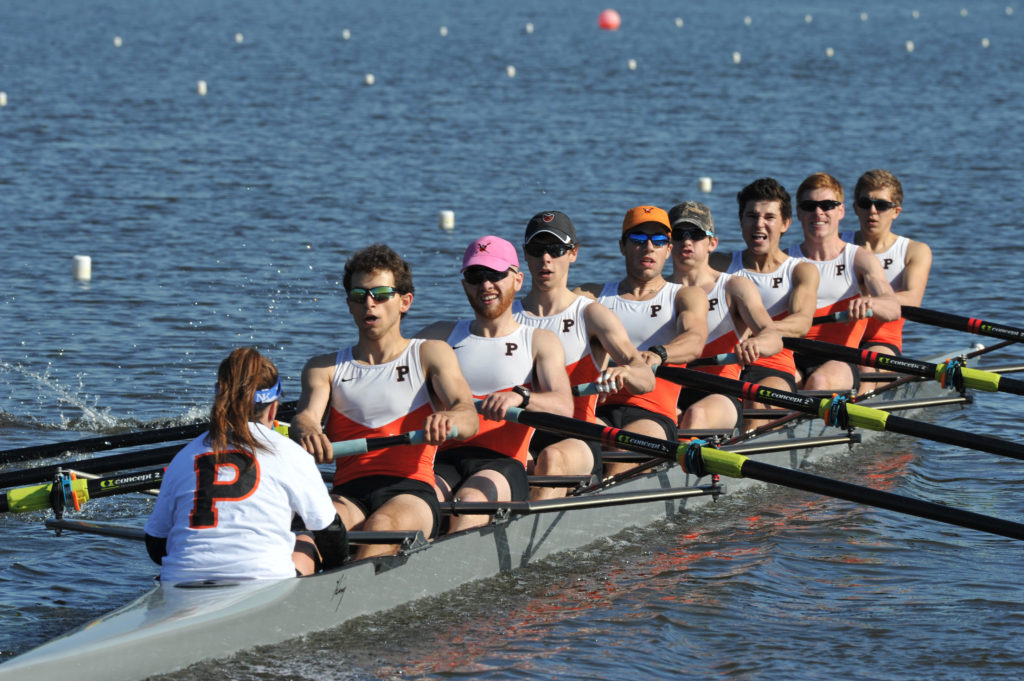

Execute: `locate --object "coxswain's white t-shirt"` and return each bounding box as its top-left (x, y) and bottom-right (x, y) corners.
top-left (144, 422), bottom-right (336, 582)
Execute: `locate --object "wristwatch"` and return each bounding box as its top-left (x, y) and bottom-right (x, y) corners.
top-left (647, 345), bottom-right (668, 364)
top-left (512, 385), bottom-right (531, 408)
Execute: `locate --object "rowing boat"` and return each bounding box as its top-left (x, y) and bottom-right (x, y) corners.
top-left (0, 345), bottom-right (982, 681)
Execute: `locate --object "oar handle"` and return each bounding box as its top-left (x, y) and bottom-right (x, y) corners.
top-left (902, 306), bottom-right (1024, 343)
top-left (330, 428), bottom-right (458, 458)
top-left (812, 309), bottom-right (873, 325)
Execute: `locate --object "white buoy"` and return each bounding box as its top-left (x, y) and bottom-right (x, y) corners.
top-left (805, 14), bottom-right (813, 23)
top-left (861, 12), bottom-right (869, 21)
top-left (698, 177), bottom-right (713, 193)
top-left (905, 40), bottom-right (915, 53)
top-left (912, 10), bottom-right (920, 19)
top-left (731, 51), bottom-right (742, 64)
top-left (961, 8), bottom-right (968, 17)
top-left (364, 73), bottom-right (375, 86)
top-left (440, 26), bottom-right (448, 37)
top-left (72, 255), bottom-right (92, 281)
top-left (981, 37), bottom-right (991, 48)
top-left (235, 32), bottom-right (244, 44)
top-left (506, 64), bottom-right (516, 78)
top-left (627, 58), bottom-right (637, 71)
top-left (1008, 7), bottom-right (1015, 16)
top-left (525, 22), bottom-right (534, 34)
top-left (438, 210), bottom-right (455, 231)
top-left (0, 92), bottom-right (7, 107)
top-left (341, 28), bottom-right (351, 40)
top-left (196, 80), bottom-right (208, 95)
top-left (825, 47), bottom-right (835, 58)
top-left (744, 16), bottom-right (752, 26)
top-left (113, 35), bottom-right (122, 47)
top-left (675, 17), bottom-right (684, 28)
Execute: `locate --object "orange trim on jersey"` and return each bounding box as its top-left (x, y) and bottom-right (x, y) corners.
top-left (438, 388), bottom-right (533, 466)
top-left (567, 355), bottom-right (601, 422)
top-left (601, 374), bottom-right (681, 423)
top-left (750, 310), bottom-right (797, 376)
top-left (325, 402), bottom-right (437, 487)
top-left (806, 298), bottom-right (868, 348)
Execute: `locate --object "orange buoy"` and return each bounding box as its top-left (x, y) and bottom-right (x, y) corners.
top-left (598, 9), bottom-right (621, 31)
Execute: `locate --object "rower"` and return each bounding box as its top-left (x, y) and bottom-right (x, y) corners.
top-left (667, 201), bottom-right (782, 432)
top-left (416, 236), bottom-right (573, 532)
top-left (709, 178), bottom-right (820, 427)
top-left (786, 173), bottom-right (900, 393)
top-left (576, 206), bottom-right (708, 476)
top-left (144, 347), bottom-right (347, 580)
top-left (513, 211), bottom-right (655, 500)
top-left (842, 170), bottom-right (932, 388)
top-left (289, 244), bottom-right (479, 559)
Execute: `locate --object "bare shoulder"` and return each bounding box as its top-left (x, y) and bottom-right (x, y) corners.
top-left (302, 351), bottom-right (338, 375)
top-left (906, 238), bottom-right (932, 260)
top-left (531, 327), bottom-right (565, 356)
top-left (675, 284), bottom-right (707, 307)
top-left (793, 260), bottom-right (820, 283)
top-left (725, 274), bottom-right (758, 297)
top-left (413, 320), bottom-right (456, 340)
top-left (573, 283), bottom-right (603, 299)
top-left (418, 338), bottom-right (458, 365)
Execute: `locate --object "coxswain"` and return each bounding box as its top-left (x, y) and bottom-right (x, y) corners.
top-left (144, 347), bottom-right (347, 580)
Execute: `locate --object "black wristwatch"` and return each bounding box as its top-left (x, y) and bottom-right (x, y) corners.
top-left (512, 385), bottom-right (531, 408)
top-left (647, 345), bottom-right (668, 364)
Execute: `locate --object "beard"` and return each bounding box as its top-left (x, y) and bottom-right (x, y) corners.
top-left (465, 283), bottom-right (516, 320)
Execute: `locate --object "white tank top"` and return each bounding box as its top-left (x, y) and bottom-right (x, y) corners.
top-left (446, 320), bottom-right (536, 394)
top-left (328, 339), bottom-right (431, 429)
top-left (726, 251), bottom-right (801, 318)
top-left (705, 273), bottom-right (735, 344)
top-left (841, 232), bottom-right (909, 292)
top-left (787, 243), bottom-right (859, 308)
top-left (597, 281), bottom-right (683, 349)
top-left (512, 296), bottom-right (595, 367)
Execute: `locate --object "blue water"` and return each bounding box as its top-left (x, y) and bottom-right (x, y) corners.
top-left (2, 0), bottom-right (1023, 678)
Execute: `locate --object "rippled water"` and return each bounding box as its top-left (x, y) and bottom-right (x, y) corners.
top-left (2, 0), bottom-right (1023, 678)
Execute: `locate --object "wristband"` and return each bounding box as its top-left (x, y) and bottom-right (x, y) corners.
top-left (647, 345), bottom-right (668, 364)
top-left (512, 385), bottom-right (531, 408)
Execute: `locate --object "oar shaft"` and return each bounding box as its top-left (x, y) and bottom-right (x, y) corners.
top-left (0, 444), bottom-right (179, 490)
top-left (330, 428), bottom-right (455, 458)
top-left (2, 468), bottom-right (165, 514)
top-left (902, 306), bottom-right (1024, 343)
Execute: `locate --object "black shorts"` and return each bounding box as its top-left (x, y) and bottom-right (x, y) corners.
top-left (435, 447), bottom-right (530, 501)
top-left (740, 365), bottom-right (799, 392)
top-left (793, 353), bottom-right (861, 392)
top-left (331, 475), bottom-right (440, 539)
top-left (529, 428), bottom-right (602, 476)
top-left (677, 388), bottom-right (743, 431)
top-left (596, 403), bottom-right (677, 442)
top-left (858, 341), bottom-right (902, 356)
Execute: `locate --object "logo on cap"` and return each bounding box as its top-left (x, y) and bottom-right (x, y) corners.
top-left (542, 213), bottom-right (555, 223)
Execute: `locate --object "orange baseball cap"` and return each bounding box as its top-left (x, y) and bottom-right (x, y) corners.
top-left (621, 205), bottom-right (671, 234)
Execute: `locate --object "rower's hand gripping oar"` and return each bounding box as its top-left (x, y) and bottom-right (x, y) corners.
top-left (902, 306), bottom-right (1024, 344)
top-left (812, 310), bottom-right (872, 325)
top-left (572, 357), bottom-right (733, 397)
top-left (497, 406), bottom-right (1024, 541)
top-left (330, 428), bottom-right (458, 458)
top-left (655, 365), bottom-right (1024, 462)
top-left (783, 336), bottom-right (1024, 396)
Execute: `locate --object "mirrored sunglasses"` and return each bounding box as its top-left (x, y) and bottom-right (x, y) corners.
top-left (347, 286), bottom-right (400, 303)
top-left (625, 232), bottom-right (671, 247)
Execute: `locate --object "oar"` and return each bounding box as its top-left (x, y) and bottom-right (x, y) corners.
top-left (572, 355), bottom-right (735, 396)
top-left (331, 428), bottom-right (457, 457)
top-left (655, 366), bottom-right (1024, 462)
top-left (902, 306), bottom-right (1024, 343)
top-left (812, 310), bottom-right (870, 325)
top-left (783, 337), bottom-right (1024, 396)
top-left (0, 444), bottom-right (180, 490)
top-left (1, 467), bottom-right (165, 514)
top-left (0, 401), bottom-right (299, 465)
top-left (497, 406), bottom-right (1024, 541)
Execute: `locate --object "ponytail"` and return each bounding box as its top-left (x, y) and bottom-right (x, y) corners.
top-left (207, 347), bottom-right (280, 455)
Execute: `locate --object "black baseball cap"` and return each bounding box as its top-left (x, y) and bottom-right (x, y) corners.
top-left (524, 211), bottom-right (577, 244)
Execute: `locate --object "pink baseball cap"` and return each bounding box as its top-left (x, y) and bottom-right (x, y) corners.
top-left (461, 236), bottom-right (520, 272)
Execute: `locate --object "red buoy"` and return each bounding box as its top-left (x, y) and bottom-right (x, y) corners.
top-left (598, 9), bottom-right (621, 31)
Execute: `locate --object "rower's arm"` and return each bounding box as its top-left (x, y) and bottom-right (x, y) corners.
top-left (852, 247), bottom-right (901, 322)
top-left (727, 277), bottom-right (782, 364)
top-left (419, 340), bottom-right (480, 443)
top-left (648, 286), bottom-right (708, 366)
top-left (289, 353), bottom-right (338, 464)
top-left (775, 261), bottom-right (819, 338)
top-left (897, 239), bottom-right (932, 307)
top-left (475, 328), bottom-right (573, 421)
top-left (583, 302), bottom-right (655, 395)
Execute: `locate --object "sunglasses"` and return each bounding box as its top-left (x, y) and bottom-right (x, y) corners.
top-left (347, 286), bottom-right (400, 304)
top-left (463, 267), bottom-right (513, 285)
top-left (625, 232), bottom-right (671, 247)
top-left (524, 242), bottom-right (574, 259)
top-left (855, 197), bottom-right (899, 212)
top-left (797, 199), bottom-right (843, 212)
top-left (671, 227), bottom-right (709, 242)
